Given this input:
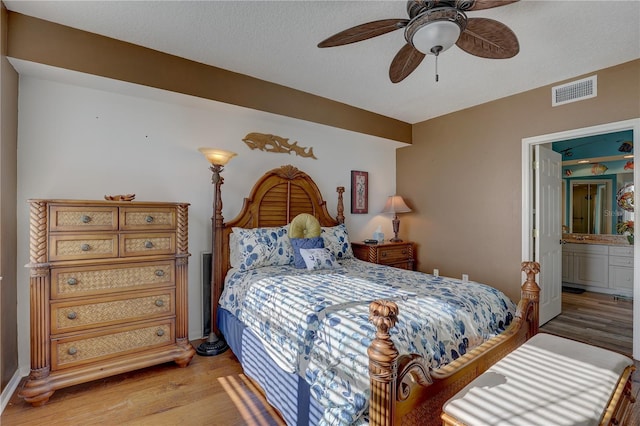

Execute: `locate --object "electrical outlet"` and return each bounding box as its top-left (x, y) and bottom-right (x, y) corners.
top-left (433, 268), bottom-right (439, 277)
top-left (462, 274), bottom-right (469, 283)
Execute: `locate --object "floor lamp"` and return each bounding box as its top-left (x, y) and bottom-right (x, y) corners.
top-left (196, 148), bottom-right (236, 356)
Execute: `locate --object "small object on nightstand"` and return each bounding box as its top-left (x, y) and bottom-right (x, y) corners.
top-left (373, 225), bottom-right (384, 243)
top-left (364, 239), bottom-right (379, 245)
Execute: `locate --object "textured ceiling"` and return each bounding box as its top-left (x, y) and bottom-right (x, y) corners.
top-left (5, 0), bottom-right (640, 124)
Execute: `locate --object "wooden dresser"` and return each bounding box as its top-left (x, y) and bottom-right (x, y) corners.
top-left (20, 199), bottom-right (195, 406)
top-left (352, 241), bottom-right (415, 270)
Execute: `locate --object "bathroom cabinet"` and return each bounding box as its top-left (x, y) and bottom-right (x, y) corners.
top-left (562, 243), bottom-right (633, 296)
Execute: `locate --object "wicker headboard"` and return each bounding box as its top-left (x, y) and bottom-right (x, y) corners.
top-left (211, 165), bottom-right (344, 334)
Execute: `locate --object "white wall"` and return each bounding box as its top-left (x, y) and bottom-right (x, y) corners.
top-left (15, 71), bottom-right (404, 371)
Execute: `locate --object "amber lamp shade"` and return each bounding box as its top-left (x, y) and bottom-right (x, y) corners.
top-left (198, 148), bottom-right (237, 166)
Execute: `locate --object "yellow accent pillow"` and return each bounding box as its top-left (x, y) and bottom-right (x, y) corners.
top-left (289, 213), bottom-right (321, 239)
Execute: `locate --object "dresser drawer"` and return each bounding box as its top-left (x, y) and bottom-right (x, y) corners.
top-left (51, 261), bottom-right (175, 299)
top-left (49, 234), bottom-right (119, 261)
top-left (49, 206), bottom-right (118, 232)
top-left (51, 320), bottom-right (175, 370)
top-left (609, 246), bottom-right (633, 257)
top-left (378, 244), bottom-right (413, 264)
top-left (120, 233), bottom-right (176, 257)
top-left (120, 207), bottom-right (176, 231)
top-left (609, 255), bottom-right (634, 267)
top-left (51, 290), bottom-right (175, 334)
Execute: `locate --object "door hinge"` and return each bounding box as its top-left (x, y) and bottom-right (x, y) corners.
top-left (532, 161), bottom-right (540, 170)
top-left (532, 229), bottom-right (539, 238)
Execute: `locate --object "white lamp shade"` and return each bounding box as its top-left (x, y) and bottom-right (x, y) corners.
top-left (381, 195), bottom-right (412, 214)
top-left (198, 148), bottom-right (237, 166)
top-left (411, 20), bottom-right (461, 55)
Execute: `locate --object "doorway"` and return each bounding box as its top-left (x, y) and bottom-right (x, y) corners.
top-left (521, 118), bottom-right (640, 361)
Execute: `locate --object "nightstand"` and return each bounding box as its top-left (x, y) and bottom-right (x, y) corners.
top-left (352, 241), bottom-right (415, 270)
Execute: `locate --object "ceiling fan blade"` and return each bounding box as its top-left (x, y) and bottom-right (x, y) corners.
top-left (389, 43), bottom-right (426, 83)
top-left (318, 19), bottom-right (409, 48)
top-left (456, 18), bottom-right (519, 59)
top-left (466, 0), bottom-right (519, 11)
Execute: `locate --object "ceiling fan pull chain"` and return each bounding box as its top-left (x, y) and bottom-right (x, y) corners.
top-left (435, 54), bottom-right (439, 82)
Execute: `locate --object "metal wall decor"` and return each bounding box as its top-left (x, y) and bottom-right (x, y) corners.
top-left (242, 132), bottom-right (317, 159)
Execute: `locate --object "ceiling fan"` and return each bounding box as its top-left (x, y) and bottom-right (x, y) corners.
top-left (318, 0), bottom-right (520, 83)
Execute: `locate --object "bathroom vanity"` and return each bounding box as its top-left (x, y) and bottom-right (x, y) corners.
top-left (562, 237), bottom-right (633, 297)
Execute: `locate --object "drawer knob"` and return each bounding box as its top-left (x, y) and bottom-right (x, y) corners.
top-left (382, 252), bottom-right (387, 257)
top-left (80, 243), bottom-right (91, 252)
top-left (81, 215), bottom-right (92, 224)
top-left (155, 270), bottom-right (165, 277)
top-left (68, 347), bottom-right (77, 355)
top-left (402, 250), bottom-right (407, 254)
top-left (155, 299), bottom-right (164, 307)
top-left (145, 215), bottom-right (154, 223)
top-left (156, 329), bottom-right (165, 337)
top-left (144, 241), bottom-right (154, 249)
top-left (67, 311), bottom-right (77, 320)
top-left (67, 277), bottom-right (78, 285)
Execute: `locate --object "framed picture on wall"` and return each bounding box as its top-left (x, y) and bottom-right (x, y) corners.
top-left (351, 170), bottom-right (368, 214)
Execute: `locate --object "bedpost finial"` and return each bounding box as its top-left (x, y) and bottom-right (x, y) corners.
top-left (369, 300), bottom-right (399, 337)
top-left (521, 261), bottom-right (540, 288)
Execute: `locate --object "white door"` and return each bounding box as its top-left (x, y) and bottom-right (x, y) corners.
top-left (535, 145), bottom-right (562, 324)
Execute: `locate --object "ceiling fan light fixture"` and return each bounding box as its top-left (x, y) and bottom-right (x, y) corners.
top-left (405, 8), bottom-right (467, 55)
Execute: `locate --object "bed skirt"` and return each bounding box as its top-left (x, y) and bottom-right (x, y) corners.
top-left (218, 308), bottom-right (324, 425)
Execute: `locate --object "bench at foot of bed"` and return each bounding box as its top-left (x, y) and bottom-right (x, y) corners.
top-left (441, 333), bottom-right (636, 426)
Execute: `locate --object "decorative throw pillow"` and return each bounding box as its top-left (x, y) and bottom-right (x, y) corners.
top-left (321, 224), bottom-right (353, 260)
top-left (299, 248), bottom-right (342, 271)
top-left (289, 213), bottom-right (322, 239)
top-left (290, 237), bottom-right (325, 269)
top-left (231, 226), bottom-right (294, 270)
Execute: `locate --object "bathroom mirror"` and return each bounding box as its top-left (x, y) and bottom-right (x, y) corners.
top-left (569, 179), bottom-right (613, 234)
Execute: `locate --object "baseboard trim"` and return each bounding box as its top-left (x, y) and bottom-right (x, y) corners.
top-left (1, 368), bottom-right (25, 414)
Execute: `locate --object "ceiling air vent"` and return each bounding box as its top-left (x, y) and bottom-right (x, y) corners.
top-left (552, 75), bottom-right (597, 107)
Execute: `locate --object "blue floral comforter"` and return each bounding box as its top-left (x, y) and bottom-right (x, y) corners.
top-left (219, 259), bottom-right (515, 425)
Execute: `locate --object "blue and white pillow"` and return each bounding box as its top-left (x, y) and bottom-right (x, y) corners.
top-left (231, 226), bottom-right (294, 270)
top-left (321, 224), bottom-right (353, 260)
top-left (291, 237), bottom-right (325, 269)
top-left (299, 248), bottom-right (342, 271)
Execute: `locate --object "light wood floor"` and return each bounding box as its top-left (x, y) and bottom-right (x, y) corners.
top-left (2, 348), bottom-right (285, 426)
top-left (541, 289), bottom-right (639, 425)
top-left (3, 290), bottom-right (637, 425)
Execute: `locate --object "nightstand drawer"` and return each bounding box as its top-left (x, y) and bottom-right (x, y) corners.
top-left (51, 290), bottom-right (175, 334)
top-left (51, 261), bottom-right (175, 299)
top-left (352, 241), bottom-right (415, 270)
top-left (378, 245), bottom-right (412, 263)
top-left (120, 207), bottom-right (176, 231)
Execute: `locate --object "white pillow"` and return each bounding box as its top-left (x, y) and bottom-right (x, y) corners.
top-left (299, 248), bottom-right (342, 271)
top-left (231, 226), bottom-right (294, 270)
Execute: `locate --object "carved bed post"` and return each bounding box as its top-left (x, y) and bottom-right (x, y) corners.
top-left (520, 261), bottom-right (541, 336)
top-left (336, 186), bottom-right (345, 224)
top-left (368, 300), bottom-right (399, 426)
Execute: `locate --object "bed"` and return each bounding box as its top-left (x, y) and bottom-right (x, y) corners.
top-left (211, 164), bottom-right (540, 425)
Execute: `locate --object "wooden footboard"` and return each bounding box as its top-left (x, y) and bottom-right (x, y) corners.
top-left (368, 261), bottom-right (541, 426)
